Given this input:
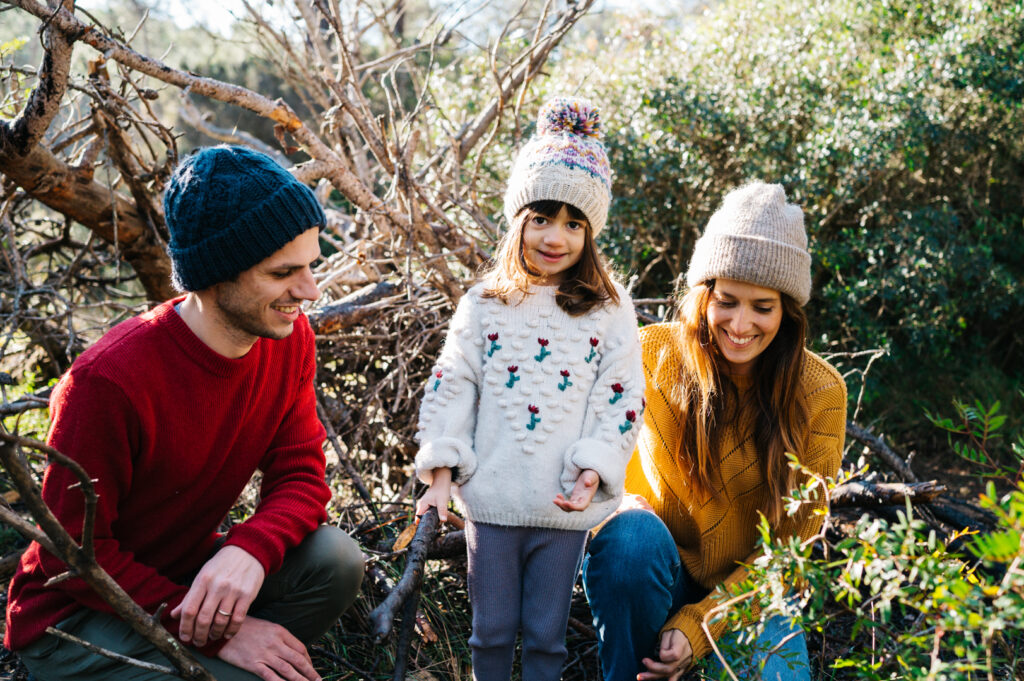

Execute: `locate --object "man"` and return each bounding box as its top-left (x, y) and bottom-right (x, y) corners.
top-left (5, 146), bottom-right (364, 681)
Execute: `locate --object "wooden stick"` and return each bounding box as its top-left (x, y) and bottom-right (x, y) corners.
top-left (45, 627), bottom-right (177, 675)
top-left (0, 435), bottom-right (215, 680)
top-left (830, 480), bottom-right (945, 508)
top-left (846, 421), bottom-right (919, 482)
top-left (369, 507), bottom-right (439, 642)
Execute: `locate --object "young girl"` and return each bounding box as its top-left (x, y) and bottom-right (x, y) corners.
top-left (414, 97), bottom-right (645, 681)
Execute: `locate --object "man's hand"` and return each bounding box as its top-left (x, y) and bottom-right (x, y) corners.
top-left (217, 616), bottom-right (320, 681)
top-left (639, 629), bottom-right (692, 681)
top-left (171, 545), bottom-right (265, 646)
top-left (416, 467), bottom-right (452, 522)
top-left (553, 469), bottom-right (600, 512)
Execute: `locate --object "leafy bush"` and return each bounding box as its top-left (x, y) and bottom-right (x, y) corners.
top-left (544, 0), bottom-right (1024, 429)
top-left (708, 398), bottom-right (1024, 679)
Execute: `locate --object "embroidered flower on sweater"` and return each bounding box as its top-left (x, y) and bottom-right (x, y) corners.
top-left (487, 333), bottom-right (502, 357)
top-left (506, 365), bottom-right (520, 388)
top-left (527, 404), bottom-right (541, 430)
top-left (619, 409), bottom-right (637, 434)
top-left (432, 370), bottom-right (443, 391)
top-left (535, 338), bottom-right (551, 362)
top-left (585, 337), bottom-right (599, 363)
top-left (609, 383), bottom-right (624, 404)
top-left (558, 369), bottom-right (573, 391)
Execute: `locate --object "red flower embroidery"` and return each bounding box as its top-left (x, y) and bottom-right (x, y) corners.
top-left (626, 410), bottom-right (637, 422)
top-left (590, 337), bottom-right (599, 347)
top-left (508, 365), bottom-right (518, 372)
top-left (612, 383), bottom-right (624, 394)
top-left (560, 370), bottom-right (571, 377)
top-left (488, 333), bottom-right (499, 341)
top-left (435, 371), bottom-right (443, 378)
top-left (538, 338), bottom-right (549, 346)
top-left (528, 404), bottom-right (540, 414)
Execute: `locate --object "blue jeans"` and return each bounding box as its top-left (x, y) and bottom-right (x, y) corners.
top-left (581, 510), bottom-right (810, 681)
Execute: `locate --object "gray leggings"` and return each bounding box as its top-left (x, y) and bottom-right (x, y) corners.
top-left (18, 525), bottom-right (364, 681)
top-left (466, 521), bottom-right (588, 681)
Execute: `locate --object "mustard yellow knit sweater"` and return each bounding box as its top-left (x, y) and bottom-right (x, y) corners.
top-left (619, 323), bottom-right (847, 661)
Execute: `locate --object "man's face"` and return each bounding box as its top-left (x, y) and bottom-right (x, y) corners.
top-left (211, 227), bottom-right (322, 347)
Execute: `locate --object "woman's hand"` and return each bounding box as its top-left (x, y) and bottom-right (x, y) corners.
top-left (619, 492), bottom-right (654, 513)
top-left (553, 469), bottom-right (600, 512)
top-left (415, 467), bottom-right (452, 522)
top-left (638, 629), bottom-right (692, 681)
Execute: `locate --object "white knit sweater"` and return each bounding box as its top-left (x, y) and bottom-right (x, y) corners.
top-left (414, 282), bottom-right (645, 531)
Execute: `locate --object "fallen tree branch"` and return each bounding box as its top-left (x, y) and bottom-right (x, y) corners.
top-left (846, 421), bottom-right (919, 483)
top-left (315, 391), bottom-right (378, 522)
top-left (308, 281), bottom-right (401, 335)
top-left (0, 392), bottom-right (50, 417)
top-left (369, 507), bottom-right (439, 643)
top-left (45, 626), bottom-right (177, 675)
top-left (830, 480), bottom-right (945, 508)
top-left (427, 529), bottom-right (465, 560)
top-left (0, 432), bottom-right (215, 680)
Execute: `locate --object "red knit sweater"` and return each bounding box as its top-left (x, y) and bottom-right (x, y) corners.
top-left (5, 299), bottom-right (330, 654)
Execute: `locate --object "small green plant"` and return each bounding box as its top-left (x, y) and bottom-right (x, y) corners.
top-left (703, 422), bottom-right (1024, 679)
top-left (927, 394), bottom-right (1024, 486)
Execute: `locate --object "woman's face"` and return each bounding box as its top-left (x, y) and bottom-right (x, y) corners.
top-left (705, 278), bottom-right (783, 375)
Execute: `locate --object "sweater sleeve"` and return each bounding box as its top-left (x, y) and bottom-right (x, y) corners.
top-left (414, 292), bottom-right (484, 485)
top-left (559, 296), bottom-right (645, 500)
top-left (224, 317), bottom-right (329, 576)
top-left (663, 369), bottom-right (848, 662)
top-left (40, 370), bottom-right (209, 650)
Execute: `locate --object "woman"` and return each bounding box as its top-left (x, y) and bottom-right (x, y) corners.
top-left (581, 182), bottom-right (847, 681)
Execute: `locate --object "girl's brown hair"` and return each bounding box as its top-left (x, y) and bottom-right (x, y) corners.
top-left (481, 200), bottom-right (619, 315)
top-left (671, 280), bottom-right (808, 524)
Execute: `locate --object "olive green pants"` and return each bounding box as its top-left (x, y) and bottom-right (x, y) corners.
top-left (19, 526), bottom-right (364, 681)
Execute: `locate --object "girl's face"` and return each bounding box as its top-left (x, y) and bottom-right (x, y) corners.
top-left (706, 278), bottom-right (783, 375)
top-left (521, 205), bottom-right (587, 284)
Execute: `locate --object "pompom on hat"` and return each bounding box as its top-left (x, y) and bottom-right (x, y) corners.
top-left (685, 182), bottom-right (812, 306)
top-left (163, 145), bottom-right (326, 292)
top-left (503, 96), bottom-right (612, 235)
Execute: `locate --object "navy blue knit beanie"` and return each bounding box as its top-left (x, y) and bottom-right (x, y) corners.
top-left (163, 145), bottom-right (326, 291)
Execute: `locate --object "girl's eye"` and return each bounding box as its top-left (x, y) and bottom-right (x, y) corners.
top-left (271, 270), bottom-right (293, 279)
top-left (532, 216), bottom-right (548, 225)
top-left (567, 221), bottom-right (584, 231)
top-left (755, 306), bottom-right (774, 314)
top-left (714, 299), bottom-right (735, 308)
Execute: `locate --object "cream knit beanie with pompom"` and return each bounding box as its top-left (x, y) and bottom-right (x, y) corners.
top-left (686, 182), bottom-right (812, 305)
top-left (503, 97), bottom-right (613, 235)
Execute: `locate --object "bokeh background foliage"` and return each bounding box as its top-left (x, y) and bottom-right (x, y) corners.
top-left (544, 0), bottom-right (1024, 436)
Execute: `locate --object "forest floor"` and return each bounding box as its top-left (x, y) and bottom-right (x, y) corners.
top-left (0, 442), bottom-right (1003, 680)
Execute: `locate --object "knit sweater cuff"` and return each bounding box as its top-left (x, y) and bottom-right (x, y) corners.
top-left (415, 437), bottom-right (477, 485)
top-left (560, 438), bottom-right (625, 500)
top-left (664, 607), bottom-right (715, 662)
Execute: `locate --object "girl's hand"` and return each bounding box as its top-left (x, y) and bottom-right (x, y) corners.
top-left (553, 469), bottom-right (600, 512)
top-left (416, 467), bottom-right (452, 522)
top-left (638, 629), bottom-right (692, 681)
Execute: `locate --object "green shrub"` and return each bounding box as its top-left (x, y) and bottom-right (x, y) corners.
top-left (707, 397), bottom-right (1024, 679)
top-left (543, 0), bottom-right (1024, 429)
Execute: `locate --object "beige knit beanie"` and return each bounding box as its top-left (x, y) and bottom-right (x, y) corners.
top-left (503, 97), bottom-right (612, 235)
top-left (685, 182), bottom-right (812, 305)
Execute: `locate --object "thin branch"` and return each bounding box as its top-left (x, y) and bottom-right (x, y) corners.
top-left (846, 421), bottom-right (919, 483)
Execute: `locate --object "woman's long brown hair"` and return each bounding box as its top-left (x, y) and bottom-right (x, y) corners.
top-left (672, 280), bottom-right (808, 523)
top-left (481, 200), bottom-right (619, 315)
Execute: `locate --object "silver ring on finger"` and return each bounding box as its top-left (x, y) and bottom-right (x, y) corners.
top-left (216, 608), bottom-right (231, 617)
